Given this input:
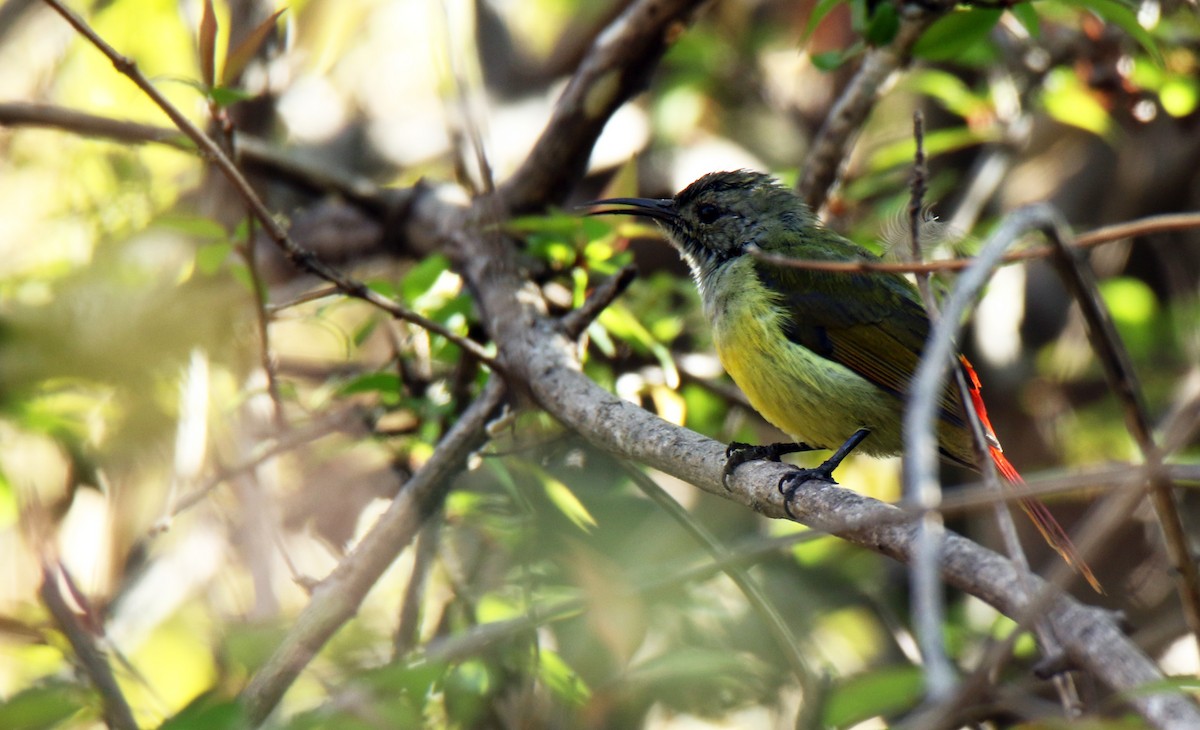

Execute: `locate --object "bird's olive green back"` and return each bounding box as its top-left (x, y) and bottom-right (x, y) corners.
top-left (751, 254), bottom-right (968, 434)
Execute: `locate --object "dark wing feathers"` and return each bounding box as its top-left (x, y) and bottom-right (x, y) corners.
top-left (754, 259), bottom-right (966, 428)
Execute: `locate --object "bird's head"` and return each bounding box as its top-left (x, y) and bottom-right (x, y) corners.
top-left (588, 170), bottom-right (813, 278)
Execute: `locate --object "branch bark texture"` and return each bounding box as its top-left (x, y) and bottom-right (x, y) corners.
top-left (240, 377), bottom-right (506, 726)
top-left (424, 203), bottom-right (1200, 730)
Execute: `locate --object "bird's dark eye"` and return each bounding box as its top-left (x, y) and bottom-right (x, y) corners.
top-left (696, 203), bottom-right (722, 224)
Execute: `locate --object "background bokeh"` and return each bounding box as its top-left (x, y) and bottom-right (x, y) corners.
top-left (1, 0), bottom-right (1199, 727)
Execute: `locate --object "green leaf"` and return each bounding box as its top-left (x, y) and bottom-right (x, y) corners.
top-left (866, 2), bottom-right (899, 46)
top-left (0, 680), bottom-right (86, 730)
top-left (913, 8), bottom-right (1003, 62)
top-left (159, 692), bottom-right (247, 730)
top-left (229, 261), bottom-right (255, 292)
top-left (155, 213), bottom-right (228, 240)
top-left (597, 303), bottom-right (680, 388)
top-left (810, 43), bottom-right (864, 72)
top-left (1160, 76), bottom-right (1200, 117)
top-left (1043, 68), bottom-right (1113, 138)
top-left (586, 320), bottom-right (616, 358)
top-left (338, 372), bottom-right (401, 397)
top-left (579, 215), bottom-right (611, 242)
top-left (536, 466), bottom-right (597, 532)
top-left (904, 69), bottom-right (986, 119)
top-left (527, 235), bottom-right (577, 267)
top-left (868, 126), bottom-right (993, 171)
top-left (208, 85), bottom-right (254, 108)
top-left (509, 210), bottom-right (586, 237)
top-left (1099, 276), bottom-right (1159, 359)
top-left (1009, 2), bottom-right (1040, 37)
top-left (537, 650), bottom-right (591, 706)
top-left (365, 279), bottom-right (399, 299)
top-left (823, 666), bottom-right (923, 727)
top-left (401, 254), bottom-right (452, 305)
top-left (195, 241), bottom-right (233, 275)
top-left (352, 316), bottom-right (381, 348)
top-left (1101, 277), bottom-right (1157, 325)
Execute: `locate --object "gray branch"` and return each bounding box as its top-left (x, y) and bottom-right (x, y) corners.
top-left (422, 195), bottom-right (1200, 729)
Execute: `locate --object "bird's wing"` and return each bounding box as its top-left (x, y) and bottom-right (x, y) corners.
top-left (754, 258), bottom-right (967, 429)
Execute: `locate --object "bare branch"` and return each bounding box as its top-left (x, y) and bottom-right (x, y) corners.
top-left (561, 263), bottom-right (637, 338)
top-left (499, 0), bottom-right (710, 212)
top-left (437, 203), bottom-right (1200, 728)
top-left (799, 1), bottom-right (956, 211)
top-left (0, 102), bottom-right (390, 211)
top-left (748, 210), bottom-right (1200, 275)
top-left (26, 11), bottom-right (491, 365)
top-left (1045, 215), bottom-right (1200, 658)
top-left (40, 562), bottom-right (138, 730)
top-left (240, 376), bottom-right (507, 725)
top-left (902, 111), bottom-right (957, 700)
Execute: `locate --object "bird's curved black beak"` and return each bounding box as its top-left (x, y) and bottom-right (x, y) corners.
top-left (584, 197), bottom-right (677, 223)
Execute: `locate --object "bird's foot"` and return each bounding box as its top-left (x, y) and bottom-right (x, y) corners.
top-left (776, 429), bottom-right (871, 519)
top-left (778, 466), bottom-right (838, 519)
top-left (723, 441), bottom-right (817, 490)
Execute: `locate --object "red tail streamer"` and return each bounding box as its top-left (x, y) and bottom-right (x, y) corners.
top-left (959, 356), bottom-right (1103, 593)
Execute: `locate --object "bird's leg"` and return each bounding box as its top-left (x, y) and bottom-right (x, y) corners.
top-left (778, 429), bottom-right (870, 519)
top-left (723, 441), bottom-right (818, 489)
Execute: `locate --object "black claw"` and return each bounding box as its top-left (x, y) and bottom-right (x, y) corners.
top-left (722, 441), bottom-right (817, 490)
top-left (777, 466), bottom-right (838, 519)
top-left (774, 429), bottom-right (871, 519)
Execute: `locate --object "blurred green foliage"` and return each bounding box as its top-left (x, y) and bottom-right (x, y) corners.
top-left (1, 0), bottom-right (1198, 728)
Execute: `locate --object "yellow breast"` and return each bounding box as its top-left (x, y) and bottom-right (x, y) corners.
top-left (701, 259), bottom-right (904, 455)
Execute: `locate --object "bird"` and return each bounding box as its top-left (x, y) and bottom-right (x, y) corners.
top-left (589, 169), bottom-right (1100, 592)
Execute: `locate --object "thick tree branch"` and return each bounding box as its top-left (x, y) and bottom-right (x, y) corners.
top-left (240, 376), bottom-right (507, 726)
top-left (40, 0), bottom-right (1200, 726)
top-left (427, 201), bottom-right (1200, 728)
top-left (0, 102), bottom-right (390, 211)
top-left (498, 0), bottom-right (710, 212)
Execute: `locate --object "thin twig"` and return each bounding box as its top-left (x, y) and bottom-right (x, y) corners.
top-left (901, 204), bottom-right (1106, 714)
top-left (1045, 215), bottom-right (1200, 657)
top-left (561, 264), bottom-right (637, 338)
top-left (930, 462), bottom-right (1200, 517)
top-left (40, 562), bottom-right (138, 730)
top-left (38, 1), bottom-right (500, 372)
top-left (750, 210), bottom-right (1200, 274)
top-left (393, 518), bottom-right (441, 659)
top-left (241, 219), bottom-right (288, 431)
top-left (798, 1), bottom-right (956, 211)
top-left (903, 111), bottom-right (957, 701)
top-left (437, 1), bottom-right (495, 196)
top-left (157, 409), bottom-right (359, 527)
top-left (904, 206), bottom-right (1145, 728)
top-left (0, 102), bottom-right (391, 210)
